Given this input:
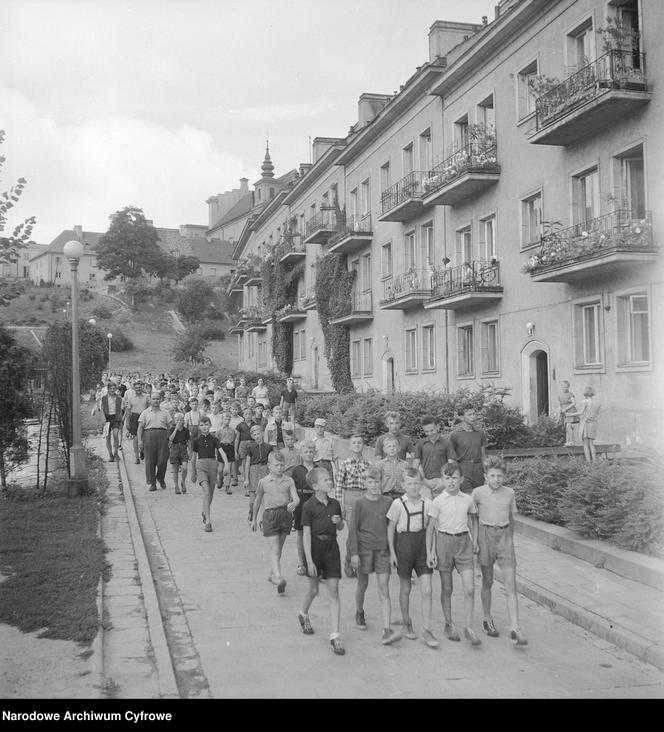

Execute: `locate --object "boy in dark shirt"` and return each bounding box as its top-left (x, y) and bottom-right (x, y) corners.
top-left (243, 424), bottom-right (273, 522)
top-left (299, 467), bottom-right (345, 656)
top-left (191, 416), bottom-right (228, 532)
top-left (168, 412), bottom-right (190, 495)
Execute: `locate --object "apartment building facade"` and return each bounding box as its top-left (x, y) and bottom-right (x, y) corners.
top-left (230, 0), bottom-right (662, 446)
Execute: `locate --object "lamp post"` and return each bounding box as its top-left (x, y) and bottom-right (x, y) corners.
top-left (107, 332), bottom-right (113, 372)
top-left (63, 240), bottom-right (88, 495)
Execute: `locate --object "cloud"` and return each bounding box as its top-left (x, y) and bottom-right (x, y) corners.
top-left (212, 100), bottom-right (339, 123)
top-left (0, 87), bottom-right (244, 242)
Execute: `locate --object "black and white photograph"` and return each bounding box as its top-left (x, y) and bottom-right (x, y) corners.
top-left (0, 0), bottom-right (662, 703)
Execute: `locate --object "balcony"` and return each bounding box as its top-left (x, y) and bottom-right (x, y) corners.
top-left (422, 138), bottom-right (500, 207)
top-left (523, 210), bottom-right (656, 283)
top-left (380, 269), bottom-right (433, 310)
top-left (277, 304), bottom-right (307, 323)
top-left (246, 318), bottom-right (267, 332)
top-left (530, 51), bottom-right (651, 146)
top-left (299, 289), bottom-right (317, 311)
top-left (303, 208), bottom-right (345, 244)
top-left (328, 214), bottom-right (373, 254)
top-left (424, 260), bottom-right (503, 310)
top-left (329, 291), bottom-right (374, 326)
top-left (379, 172), bottom-right (431, 223)
top-left (229, 325), bottom-right (244, 335)
top-left (279, 238), bottom-right (306, 265)
top-left (245, 272), bottom-right (262, 287)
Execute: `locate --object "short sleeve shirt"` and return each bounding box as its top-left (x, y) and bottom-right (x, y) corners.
top-left (471, 484), bottom-right (517, 527)
top-left (386, 496), bottom-right (432, 533)
top-left (449, 429), bottom-right (487, 463)
top-left (192, 434), bottom-right (220, 459)
top-left (374, 432), bottom-right (413, 461)
top-left (428, 491), bottom-right (477, 533)
top-left (414, 435), bottom-right (456, 479)
top-left (302, 495), bottom-right (342, 539)
top-left (281, 387), bottom-right (298, 404)
top-left (138, 407), bottom-right (172, 431)
top-left (246, 441), bottom-right (273, 465)
top-left (257, 474), bottom-right (295, 509)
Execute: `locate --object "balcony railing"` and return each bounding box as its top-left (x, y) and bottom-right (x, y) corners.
top-left (299, 288), bottom-right (317, 310)
top-left (380, 269), bottom-right (433, 309)
top-left (329, 291), bottom-right (374, 325)
top-left (523, 210), bottom-right (655, 278)
top-left (304, 208), bottom-right (345, 243)
top-left (380, 171), bottom-right (427, 220)
top-left (279, 239), bottom-right (306, 264)
top-left (426, 260), bottom-right (502, 309)
top-left (422, 137), bottom-right (499, 206)
top-left (328, 213), bottom-right (373, 253)
top-left (535, 50), bottom-right (647, 132)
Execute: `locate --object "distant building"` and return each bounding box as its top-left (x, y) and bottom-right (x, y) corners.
top-left (1, 242), bottom-right (47, 279)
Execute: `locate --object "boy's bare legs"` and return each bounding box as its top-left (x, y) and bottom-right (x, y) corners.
top-left (267, 533), bottom-right (288, 585)
top-left (300, 576), bottom-right (319, 617)
top-left (439, 570), bottom-right (454, 626)
top-left (480, 564), bottom-right (494, 620)
top-left (180, 461), bottom-right (188, 490)
top-left (325, 578), bottom-right (341, 635)
top-left (376, 572), bottom-right (392, 630)
top-left (419, 573), bottom-right (433, 631)
top-left (296, 530), bottom-right (307, 568)
top-left (201, 481), bottom-right (213, 524)
top-left (501, 564), bottom-right (520, 631)
top-left (355, 571), bottom-right (369, 616)
top-left (398, 577), bottom-right (412, 625)
top-left (171, 465), bottom-right (180, 492)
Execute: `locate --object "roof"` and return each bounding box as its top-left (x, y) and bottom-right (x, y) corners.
top-left (210, 193), bottom-right (254, 231)
top-left (30, 229), bottom-right (104, 261)
top-left (189, 239), bottom-right (235, 265)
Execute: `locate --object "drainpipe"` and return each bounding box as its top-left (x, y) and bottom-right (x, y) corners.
top-left (443, 203), bottom-right (450, 393)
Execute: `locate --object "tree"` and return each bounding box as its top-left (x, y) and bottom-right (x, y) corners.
top-left (95, 206), bottom-right (165, 305)
top-left (0, 327), bottom-right (34, 490)
top-left (172, 326), bottom-right (209, 364)
top-left (0, 130), bottom-right (36, 306)
top-left (176, 278), bottom-right (215, 324)
top-left (157, 254), bottom-right (200, 284)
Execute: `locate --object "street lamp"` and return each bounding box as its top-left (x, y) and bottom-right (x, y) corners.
top-left (62, 239), bottom-right (88, 495)
top-left (88, 318), bottom-right (96, 326)
top-left (107, 332), bottom-right (113, 372)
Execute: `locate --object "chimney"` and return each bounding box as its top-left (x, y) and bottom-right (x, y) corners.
top-left (311, 137), bottom-right (341, 164)
top-left (428, 20), bottom-right (483, 61)
top-left (357, 93), bottom-right (392, 128)
top-left (240, 177), bottom-right (249, 193)
top-left (73, 225), bottom-right (83, 240)
top-left (299, 163), bottom-right (313, 178)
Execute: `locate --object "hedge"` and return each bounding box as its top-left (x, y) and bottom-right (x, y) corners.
top-left (510, 455), bottom-right (664, 557)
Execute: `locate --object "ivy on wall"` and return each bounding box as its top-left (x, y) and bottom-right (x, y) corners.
top-left (314, 252), bottom-right (355, 393)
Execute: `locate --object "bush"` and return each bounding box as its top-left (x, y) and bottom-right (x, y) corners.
top-left (28, 294), bottom-right (36, 301)
top-left (198, 321), bottom-right (226, 341)
top-left (49, 292), bottom-right (63, 312)
top-left (91, 305), bottom-right (112, 320)
top-left (109, 329), bottom-right (134, 352)
top-left (79, 288), bottom-right (94, 302)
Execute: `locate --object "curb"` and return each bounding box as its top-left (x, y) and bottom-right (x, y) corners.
top-left (493, 566), bottom-right (664, 673)
top-left (514, 515), bottom-right (664, 592)
top-left (91, 575), bottom-right (104, 698)
top-left (116, 452), bottom-right (180, 699)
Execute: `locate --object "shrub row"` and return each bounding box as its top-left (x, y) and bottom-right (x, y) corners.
top-left (509, 455), bottom-right (663, 557)
top-left (293, 386), bottom-right (564, 449)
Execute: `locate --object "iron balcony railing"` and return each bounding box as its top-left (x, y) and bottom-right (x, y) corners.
top-left (299, 288), bottom-right (317, 309)
top-left (431, 260), bottom-right (501, 299)
top-left (380, 171), bottom-right (427, 215)
top-left (423, 138), bottom-right (499, 196)
top-left (535, 50), bottom-right (647, 130)
top-left (382, 269), bottom-right (433, 303)
top-left (305, 208), bottom-right (345, 238)
top-left (329, 213), bottom-right (372, 245)
top-left (523, 210), bottom-right (654, 274)
top-left (335, 290), bottom-right (373, 318)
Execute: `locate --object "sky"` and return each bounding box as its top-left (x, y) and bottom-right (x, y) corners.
top-left (1, 0), bottom-right (497, 244)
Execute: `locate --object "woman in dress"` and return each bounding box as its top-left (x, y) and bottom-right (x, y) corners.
top-left (252, 377), bottom-right (270, 408)
top-left (577, 386), bottom-right (601, 461)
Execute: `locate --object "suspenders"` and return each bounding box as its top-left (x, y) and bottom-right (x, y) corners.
top-left (400, 496), bottom-right (425, 533)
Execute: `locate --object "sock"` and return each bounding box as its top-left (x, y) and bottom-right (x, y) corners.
top-left (329, 632), bottom-right (340, 640)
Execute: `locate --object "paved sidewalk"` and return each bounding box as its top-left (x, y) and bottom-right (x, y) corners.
top-left (100, 444), bottom-right (664, 698)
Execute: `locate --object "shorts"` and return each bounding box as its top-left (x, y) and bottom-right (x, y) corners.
top-left (128, 412), bottom-right (140, 436)
top-left (293, 490), bottom-right (314, 531)
top-left (105, 415), bottom-right (122, 431)
top-left (311, 536), bottom-right (341, 580)
top-left (477, 524), bottom-right (516, 568)
top-left (196, 458), bottom-right (217, 494)
top-left (395, 530), bottom-right (431, 579)
top-left (169, 442), bottom-right (189, 465)
top-left (262, 506), bottom-right (293, 537)
top-left (436, 531), bottom-right (474, 573)
top-left (358, 548), bottom-right (391, 576)
top-left (219, 442), bottom-right (235, 462)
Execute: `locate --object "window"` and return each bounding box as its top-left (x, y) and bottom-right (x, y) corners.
top-left (351, 339), bottom-right (361, 377)
top-left (573, 302), bottom-right (602, 368)
top-left (422, 324), bottom-right (435, 370)
top-left (421, 223), bottom-right (434, 267)
top-left (382, 242), bottom-right (393, 279)
top-left (617, 291), bottom-right (650, 367)
top-left (456, 226), bottom-right (472, 264)
top-left (248, 332), bottom-right (255, 358)
top-left (402, 143), bottom-right (414, 176)
top-left (210, 268), bottom-right (216, 276)
top-left (299, 329), bottom-right (307, 361)
top-left (293, 330), bottom-right (300, 362)
top-left (457, 325), bottom-right (474, 377)
top-left (380, 161), bottom-right (391, 192)
top-left (481, 320), bottom-right (499, 374)
top-left (360, 179), bottom-right (370, 216)
top-left (521, 191), bottom-right (542, 247)
top-left (480, 215), bottom-right (497, 260)
top-left (517, 60), bottom-right (538, 119)
top-left (419, 129), bottom-right (432, 171)
top-left (405, 329), bottom-right (417, 372)
top-left (360, 253), bottom-right (372, 291)
top-left (573, 167), bottom-right (600, 224)
top-left (567, 18), bottom-right (594, 70)
top-left (349, 188), bottom-right (358, 219)
top-left (405, 230), bottom-right (416, 270)
top-left (89, 272), bottom-right (96, 282)
top-left (455, 115), bottom-right (469, 149)
top-left (614, 145), bottom-right (645, 217)
top-left (363, 338), bottom-right (373, 376)
top-left (477, 94), bottom-right (495, 130)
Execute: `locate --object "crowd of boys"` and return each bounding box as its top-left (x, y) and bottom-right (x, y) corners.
top-left (93, 373), bottom-right (527, 658)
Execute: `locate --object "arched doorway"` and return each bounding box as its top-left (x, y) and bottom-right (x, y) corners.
top-left (521, 340), bottom-right (550, 423)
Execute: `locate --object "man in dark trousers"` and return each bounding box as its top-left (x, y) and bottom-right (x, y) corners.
top-left (100, 381), bottom-right (124, 462)
top-left (137, 392), bottom-right (173, 491)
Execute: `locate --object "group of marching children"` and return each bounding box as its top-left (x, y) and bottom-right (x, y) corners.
top-left (248, 407), bottom-right (528, 658)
